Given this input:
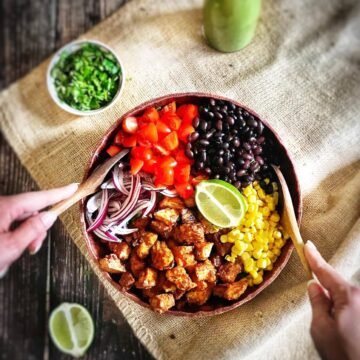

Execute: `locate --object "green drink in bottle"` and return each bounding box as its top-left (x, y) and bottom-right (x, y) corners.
top-left (203, 0), bottom-right (262, 52)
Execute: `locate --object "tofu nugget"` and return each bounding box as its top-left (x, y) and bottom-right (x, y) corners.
top-left (186, 287), bottom-right (212, 306)
top-left (135, 268), bottom-right (158, 289)
top-left (99, 254), bottom-right (126, 273)
top-left (151, 241), bottom-right (174, 270)
top-left (150, 220), bottom-right (173, 239)
top-left (193, 260), bottom-right (217, 283)
top-left (195, 242), bottom-right (214, 261)
top-left (131, 216), bottom-right (150, 229)
top-left (119, 272), bottom-right (135, 290)
top-left (149, 294), bottom-right (175, 313)
top-left (213, 279), bottom-right (248, 300)
top-left (108, 242), bottom-right (131, 261)
top-left (166, 266), bottom-right (196, 291)
top-left (175, 223), bottom-right (205, 244)
top-left (172, 246), bottom-right (197, 268)
top-left (159, 196), bottom-right (185, 210)
top-left (136, 232), bottom-right (158, 259)
top-left (154, 208), bottom-right (179, 226)
top-left (129, 253), bottom-right (146, 278)
top-left (181, 208), bottom-right (197, 224)
top-left (218, 262), bottom-right (243, 283)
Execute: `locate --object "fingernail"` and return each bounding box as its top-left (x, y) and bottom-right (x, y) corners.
top-left (0, 267), bottom-right (8, 279)
top-left (29, 241), bottom-right (43, 255)
top-left (39, 211), bottom-right (58, 228)
top-left (306, 240), bottom-right (316, 250)
top-left (307, 279), bottom-right (320, 297)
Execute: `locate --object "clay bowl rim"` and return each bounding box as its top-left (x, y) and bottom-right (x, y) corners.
top-left (80, 92), bottom-right (302, 317)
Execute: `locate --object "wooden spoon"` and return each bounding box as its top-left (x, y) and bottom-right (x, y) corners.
top-left (50, 150), bottom-right (129, 216)
top-left (271, 165), bottom-right (313, 280)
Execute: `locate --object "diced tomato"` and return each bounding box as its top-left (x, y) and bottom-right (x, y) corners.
top-left (156, 120), bottom-right (171, 135)
top-left (122, 135), bottom-right (137, 148)
top-left (106, 145), bottom-right (122, 157)
top-left (174, 149), bottom-right (193, 164)
top-left (130, 158), bottom-right (144, 175)
top-left (175, 182), bottom-right (194, 199)
top-left (192, 174), bottom-right (209, 186)
top-left (122, 116), bottom-right (138, 134)
top-left (161, 131), bottom-right (179, 151)
top-left (160, 101), bottom-right (176, 115)
top-left (178, 124), bottom-right (195, 142)
top-left (175, 163), bottom-right (190, 184)
top-left (162, 113), bottom-right (182, 131)
top-left (131, 146), bottom-right (153, 161)
top-left (176, 104), bottom-right (198, 125)
top-left (158, 156), bottom-right (177, 169)
top-left (142, 157), bottom-right (158, 174)
top-left (138, 123), bottom-right (158, 144)
top-left (155, 167), bottom-right (174, 186)
top-left (114, 130), bottom-right (126, 145)
top-left (153, 144), bottom-right (170, 156)
top-left (143, 107), bottom-right (160, 122)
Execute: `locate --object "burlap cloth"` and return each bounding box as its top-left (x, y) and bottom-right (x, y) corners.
top-left (1, 0), bottom-right (359, 358)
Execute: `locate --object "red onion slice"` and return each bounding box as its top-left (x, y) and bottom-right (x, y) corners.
top-left (87, 189), bottom-right (109, 232)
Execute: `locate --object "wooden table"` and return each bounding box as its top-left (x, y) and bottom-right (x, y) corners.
top-left (0, 1), bottom-right (153, 359)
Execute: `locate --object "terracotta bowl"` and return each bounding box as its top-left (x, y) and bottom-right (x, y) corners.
top-left (80, 93), bottom-right (302, 317)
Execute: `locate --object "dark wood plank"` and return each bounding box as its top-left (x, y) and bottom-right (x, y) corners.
top-left (0, 0), bottom-right (154, 359)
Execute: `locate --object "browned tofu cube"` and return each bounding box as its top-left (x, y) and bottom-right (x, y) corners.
top-left (159, 196), bottom-right (185, 210)
top-left (166, 266), bottom-right (196, 291)
top-left (174, 223), bottom-right (205, 244)
top-left (131, 216), bottom-right (150, 229)
top-left (166, 238), bottom-right (177, 249)
top-left (149, 294), bottom-right (175, 313)
top-left (181, 208), bottom-right (196, 224)
top-left (135, 268), bottom-right (158, 289)
top-left (129, 253), bottom-right (146, 278)
top-left (199, 215), bottom-right (219, 234)
top-left (174, 289), bottom-right (186, 300)
top-left (210, 254), bottom-right (223, 268)
top-left (186, 287), bottom-right (212, 306)
top-left (154, 208), bottom-right (179, 226)
top-left (151, 241), bottom-right (174, 270)
top-left (150, 220), bottom-right (173, 238)
top-left (142, 287), bottom-right (159, 299)
top-left (218, 262), bottom-right (243, 283)
top-left (195, 242), bottom-right (214, 261)
top-left (213, 279), bottom-right (248, 300)
top-left (162, 280), bottom-right (177, 293)
top-left (193, 260), bottom-right (217, 283)
top-left (119, 272), bottom-right (135, 290)
top-left (99, 254), bottom-right (126, 274)
top-left (123, 230), bottom-right (142, 246)
top-left (194, 280), bottom-right (208, 291)
top-left (172, 246), bottom-right (197, 268)
top-left (108, 242), bottom-right (131, 261)
top-left (136, 232), bottom-right (158, 259)
top-left (183, 197), bottom-right (196, 208)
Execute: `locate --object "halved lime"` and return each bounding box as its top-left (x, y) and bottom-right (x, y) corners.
top-left (195, 179), bottom-right (247, 228)
top-left (49, 302), bottom-right (94, 358)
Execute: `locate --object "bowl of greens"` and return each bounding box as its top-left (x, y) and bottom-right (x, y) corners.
top-left (47, 40), bottom-right (124, 116)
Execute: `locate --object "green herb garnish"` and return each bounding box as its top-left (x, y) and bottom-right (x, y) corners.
top-left (51, 43), bottom-right (121, 111)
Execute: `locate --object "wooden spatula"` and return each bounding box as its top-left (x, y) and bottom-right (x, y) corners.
top-left (50, 149), bottom-right (129, 216)
top-left (271, 165), bottom-right (313, 280)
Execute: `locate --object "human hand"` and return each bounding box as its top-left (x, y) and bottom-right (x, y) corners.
top-left (0, 183), bottom-right (78, 277)
top-left (304, 241), bottom-right (360, 360)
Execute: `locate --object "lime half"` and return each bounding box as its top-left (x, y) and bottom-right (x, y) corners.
top-left (49, 302), bottom-right (94, 358)
top-left (195, 179), bottom-right (247, 228)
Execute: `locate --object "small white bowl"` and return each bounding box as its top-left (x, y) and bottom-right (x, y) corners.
top-left (47, 39), bottom-right (125, 116)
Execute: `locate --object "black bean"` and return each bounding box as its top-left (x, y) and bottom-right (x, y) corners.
top-left (247, 116), bottom-right (258, 128)
top-left (265, 184), bottom-right (274, 194)
top-left (237, 169), bottom-right (247, 177)
top-left (218, 149), bottom-right (225, 155)
top-left (196, 161), bottom-right (204, 170)
top-left (243, 110), bottom-right (249, 117)
top-left (236, 158), bottom-right (245, 166)
top-left (242, 153), bottom-right (253, 160)
top-left (185, 149), bottom-right (194, 159)
top-left (199, 139), bottom-right (210, 146)
top-left (229, 103), bottom-right (236, 110)
top-left (200, 120), bottom-right (208, 132)
top-left (243, 160), bottom-right (251, 169)
top-left (193, 147), bottom-right (199, 155)
top-left (232, 138), bottom-right (240, 148)
top-left (226, 116), bottom-right (235, 126)
top-left (208, 111), bottom-right (215, 118)
top-left (186, 143), bottom-right (192, 150)
top-left (249, 137), bottom-right (257, 144)
top-left (253, 146), bottom-right (263, 155)
top-left (223, 150), bottom-right (231, 161)
top-left (236, 149), bottom-right (244, 157)
top-left (215, 120), bottom-right (223, 131)
top-left (223, 166), bottom-right (231, 174)
top-left (231, 148), bottom-right (236, 154)
top-left (257, 121), bottom-right (264, 135)
top-left (221, 143), bottom-right (230, 149)
top-left (210, 99), bottom-right (216, 106)
top-left (238, 118), bottom-right (246, 128)
top-left (204, 167), bottom-right (212, 175)
top-left (243, 142), bottom-right (251, 151)
top-left (225, 134), bottom-right (233, 142)
top-left (221, 105), bottom-right (228, 112)
top-left (247, 174), bottom-right (255, 182)
top-left (223, 176), bottom-right (230, 182)
top-left (199, 151), bottom-right (207, 162)
top-left (230, 172), bottom-right (237, 181)
top-left (201, 107), bottom-right (209, 114)
top-left (214, 174), bottom-right (220, 179)
top-left (255, 156), bottom-right (264, 165)
top-left (216, 157), bottom-right (224, 166)
top-left (231, 129), bottom-right (238, 135)
top-left (214, 131), bottom-right (223, 138)
top-left (223, 123), bottom-right (230, 132)
top-left (234, 181), bottom-right (241, 189)
top-left (189, 132), bottom-right (199, 142)
top-left (243, 126), bottom-right (250, 133)
top-left (257, 136), bottom-right (265, 144)
top-left (215, 111), bottom-right (223, 120)
top-left (250, 161), bottom-right (260, 173)
top-left (242, 181), bottom-right (251, 188)
top-left (193, 116), bottom-right (200, 128)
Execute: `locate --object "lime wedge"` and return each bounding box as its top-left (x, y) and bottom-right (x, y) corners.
top-left (195, 179), bottom-right (247, 228)
top-left (49, 303), bottom-right (94, 358)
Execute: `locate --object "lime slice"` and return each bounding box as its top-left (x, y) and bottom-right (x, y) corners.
top-left (195, 179), bottom-right (247, 228)
top-left (49, 302), bottom-right (94, 358)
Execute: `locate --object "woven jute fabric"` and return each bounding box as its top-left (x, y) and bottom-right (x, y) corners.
top-left (1, 0), bottom-right (360, 359)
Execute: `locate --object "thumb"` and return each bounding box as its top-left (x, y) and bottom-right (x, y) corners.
top-left (308, 279), bottom-right (332, 321)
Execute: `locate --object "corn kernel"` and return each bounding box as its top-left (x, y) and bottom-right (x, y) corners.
top-left (253, 274), bottom-right (263, 285)
top-left (244, 186), bottom-right (253, 197)
top-left (253, 249), bottom-right (263, 259)
top-left (248, 203), bottom-right (257, 213)
top-left (257, 258), bottom-right (267, 269)
top-left (272, 182), bottom-right (278, 191)
top-left (241, 252), bottom-right (251, 261)
top-left (275, 239), bottom-right (286, 248)
top-left (273, 248), bottom-right (281, 256)
top-left (265, 178), bottom-right (270, 185)
top-left (257, 188), bottom-right (266, 200)
top-left (220, 234), bottom-right (228, 243)
top-left (266, 263), bottom-right (273, 271)
top-left (250, 270), bottom-right (259, 279)
top-left (244, 232), bottom-right (253, 242)
top-left (273, 230), bottom-right (282, 239)
top-left (262, 207), bottom-right (270, 217)
top-left (270, 213), bottom-right (280, 223)
top-left (248, 195), bottom-right (257, 204)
